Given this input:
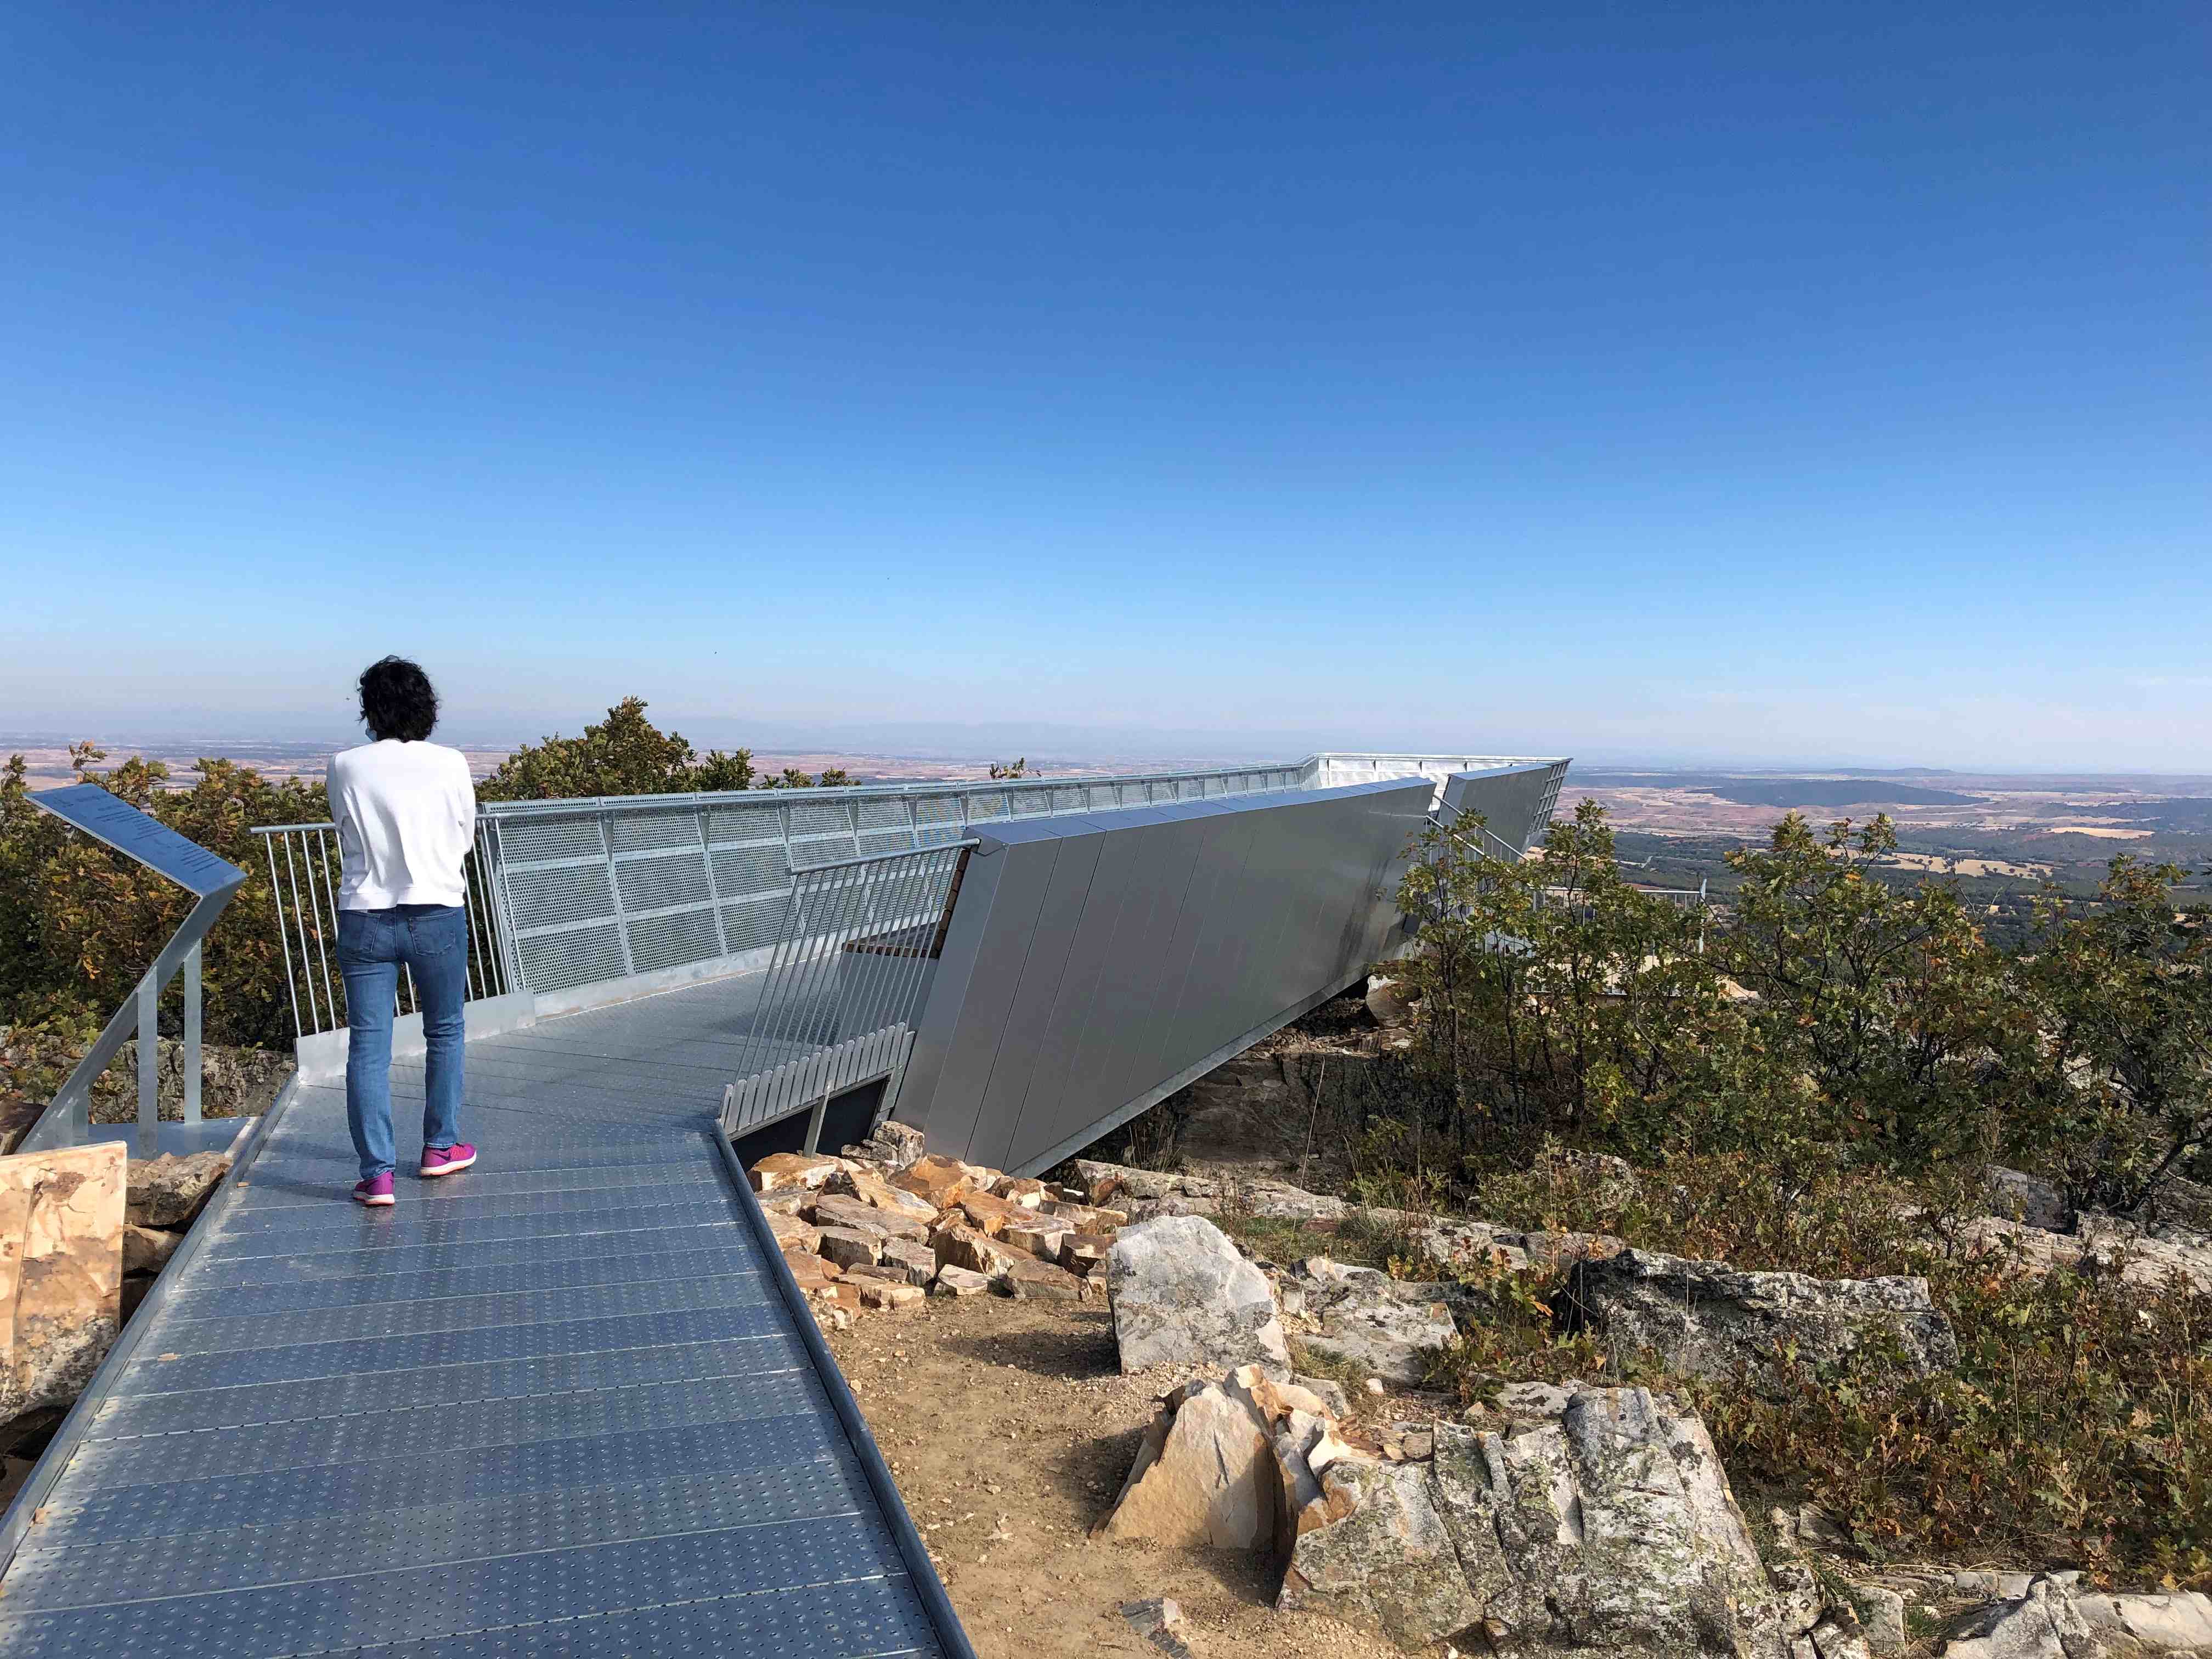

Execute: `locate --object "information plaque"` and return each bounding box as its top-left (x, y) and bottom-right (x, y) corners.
top-left (30, 783), bottom-right (247, 898)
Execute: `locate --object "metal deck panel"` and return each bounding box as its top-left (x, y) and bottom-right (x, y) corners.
top-left (0, 975), bottom-right (973, 1659)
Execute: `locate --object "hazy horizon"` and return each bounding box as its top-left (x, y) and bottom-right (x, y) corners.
top-left (9, 715), bottom-right (2212, 785)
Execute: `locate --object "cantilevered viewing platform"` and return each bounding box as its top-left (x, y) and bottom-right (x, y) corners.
top-left (0, 751), bottom-right (1566, 1659)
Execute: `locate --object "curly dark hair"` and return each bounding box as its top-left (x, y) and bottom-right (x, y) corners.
top-left (357, 657), bottom-right (439, 743)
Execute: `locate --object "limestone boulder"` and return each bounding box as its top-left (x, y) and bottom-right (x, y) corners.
top-left (891, 1154), bottom-right (975, 1208)
top-left (933, 1221), bottom-right (1024, 1279)
top-left (1943, 1577), bottom-right (2108, 1659)
top-left (1044, 1197), bottom-right (1131, 1232)
top-left (810, 1193), bottom-right (928, 1243)
top-left (1003, 1218), bottom-right (1071, 1260)
top-left (2074, 1590), bottom-right (2212, 1652)
top-left (815, 1227), bottom-right (881, 1270)
top-left (0, 1142), bottom-right (127, 1423)
top-left (931, 1264), bottom-right (993, 1297)
top-left (1280, 1387), bottom-right (1815, 1656)
top-left (954, 1190), bottom-right (1035, 1237)
top-left (121, 1224), bottom-right (179, 1276)
top-left (1289, 1258), bottom-right (1457, 1386)
top-left (1097, 1377), bottom-right (1279, 1550)
top-left (874, 1238), bottom-right (939, 1287)
top-left (1059, 1233), bottom-right (1113, 1275)
top-left (1105, 1215), bottom-right (1290, 1376)
top-left (749, 1151), bottom-right (845, 1194)
top-left (1278, 1457), bottom-right (1484, 1650)
top-left (125, 1152), bottom-right (230, 1229)
top-left (1983, 1165), bottom-right (2069, 1231)
top-left (1003, 1257), bottom-right (1086, 1301)
top-left (1562, 1248), bottom-right (1959, 1385)
top-left (839, 1118), bottom-right (926, 1171)
top-left (825, 1167), bottom-right (940, 1223)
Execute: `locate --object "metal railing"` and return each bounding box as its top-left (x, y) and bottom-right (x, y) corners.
top-left (251, 821), bottom-right (514, 1038)
top-left (719, 842), bottom-right (973, 1139)
top-left (251, 752), bottom-right (1568, 1040)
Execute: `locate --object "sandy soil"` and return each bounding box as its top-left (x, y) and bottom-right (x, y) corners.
top-left (825, 1295), bottom-right (1407, 1659)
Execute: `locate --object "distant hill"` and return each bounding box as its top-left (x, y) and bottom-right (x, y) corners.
top-left (1708, 781), bottom-right (1983, 808)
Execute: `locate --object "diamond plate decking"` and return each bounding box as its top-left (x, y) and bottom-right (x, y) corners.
top-left (0, 977), bottom-right (972, 1659)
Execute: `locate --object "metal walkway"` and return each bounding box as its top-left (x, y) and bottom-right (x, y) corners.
top-left (0, 977), bottom-right (972, 1659)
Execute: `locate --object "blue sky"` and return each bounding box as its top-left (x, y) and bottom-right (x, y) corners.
top-left (3, 1), bottom-right (2204, 768)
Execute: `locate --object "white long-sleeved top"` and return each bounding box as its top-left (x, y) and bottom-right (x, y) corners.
top-left (327, 740), bottom-right (479, 911)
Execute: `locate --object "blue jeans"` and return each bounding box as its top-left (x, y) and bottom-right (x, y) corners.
top-left (338, 904), bottom-right (469, 1182)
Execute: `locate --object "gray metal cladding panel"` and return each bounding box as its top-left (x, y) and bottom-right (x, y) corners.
top-left (0, 1513), bottom-right (906, 1657)
top-left (616, 850), bottom-right (714, 911)
top-left (962, 833), bottom-right (1105, 1171)
top-left (791, 833), bottom-right (862, 868)
top-left (724, 894), bottom-right (790, 950)
top-left (1056, 811), bottom-right (1212, 1139)
top-left (506, 860), bottom-right (617, 927)
top-left (904, 832), bottom-right (1065, 1155)
top-left (981, 827), bottom-right (1144, 1167)
top-left (516, 922), bottom-right (628, 991)
top-left (715, 840), bottom-right (792, 896)
top-left (1441, 763), bottom-right (1562, 853)
top-left (607, 808), bottom-right (705, 854)
top-left (495, 816), bottom-right (607, 864)
top-left (627, 906), bottom-right (724, 971)
top-left (918, 781), bottom-right (1429, 1171)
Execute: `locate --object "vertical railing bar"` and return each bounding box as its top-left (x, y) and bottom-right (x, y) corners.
top-left (279, 833), bottom-right (323, 1035)
top-left (182, 941), bottom-right (202, 1125)
top-left (461, 847), bottom-right (493, 1000)
top-left (136, 970), bottom-right (158, 1143)
top-left (698, 808), bottom-right (731, 960)
top-left (266, 834), bottom-right (304, 1042)
top-left (302, 829), bottom-right (343, 1032)
top-left (400, 962), bottom-right (417, 1018)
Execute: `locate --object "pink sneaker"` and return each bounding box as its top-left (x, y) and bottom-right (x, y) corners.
top-left (419, 1143), bottom-right (477, 1178)
top-left (353, 1174), bottom-right (396, 1206)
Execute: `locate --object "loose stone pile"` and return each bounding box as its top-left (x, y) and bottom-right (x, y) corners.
top-left (747, 1131), bottom-right (1129, 1325)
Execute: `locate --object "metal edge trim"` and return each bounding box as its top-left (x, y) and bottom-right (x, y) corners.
top-left (706, 1127), bottom-right (979, 1659)
top-left (0, 1069), bottom-right (303, 1578)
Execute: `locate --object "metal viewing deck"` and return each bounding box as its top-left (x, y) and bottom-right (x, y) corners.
top-left (0, 751), bottom-right (1571, 1659)
top-left (0, 973), bottom-right (974, 1659)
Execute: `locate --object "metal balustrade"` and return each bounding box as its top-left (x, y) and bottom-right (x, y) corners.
top-left (251, 753), bottom-right (1565, 1041)
top-left (251, 821), bottom-right (514, 1037)
top-left (718, 842), bottom-right (973, 1141)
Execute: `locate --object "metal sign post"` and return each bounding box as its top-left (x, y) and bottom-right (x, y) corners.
top-left (24, 785), bottom-right (247, 1156)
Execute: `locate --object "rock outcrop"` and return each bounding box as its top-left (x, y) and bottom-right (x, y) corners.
top-left (1280, 1386), bottom-right (1828, 1656)
top-left (1285, 1258), bottom-right (1456, 1386)
top-left (1562, 1248), bottom-right (1959, 1385)
top-left (1105, 1215), bottom-right (1290, 1376)
top-left (124, 1152), bottom-right (230, 1229)
top-left (0, 1142), bottom-right (127, 1424)
top-left (1942, 1576), bottom-right (2107, 1659)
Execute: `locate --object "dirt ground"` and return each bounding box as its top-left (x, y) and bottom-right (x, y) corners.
top-left (825, 1294), bottom-right (1406, 1659)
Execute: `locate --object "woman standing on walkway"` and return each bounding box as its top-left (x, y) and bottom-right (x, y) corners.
top-left (328, 657), bottom-right (480, 1205)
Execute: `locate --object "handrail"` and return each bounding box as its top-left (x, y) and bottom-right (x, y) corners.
top-left (23, 786), bottom-right (248, 1153)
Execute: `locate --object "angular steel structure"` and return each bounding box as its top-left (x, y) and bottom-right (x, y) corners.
top-left (0, 749), bottom-right (1567, 1659)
